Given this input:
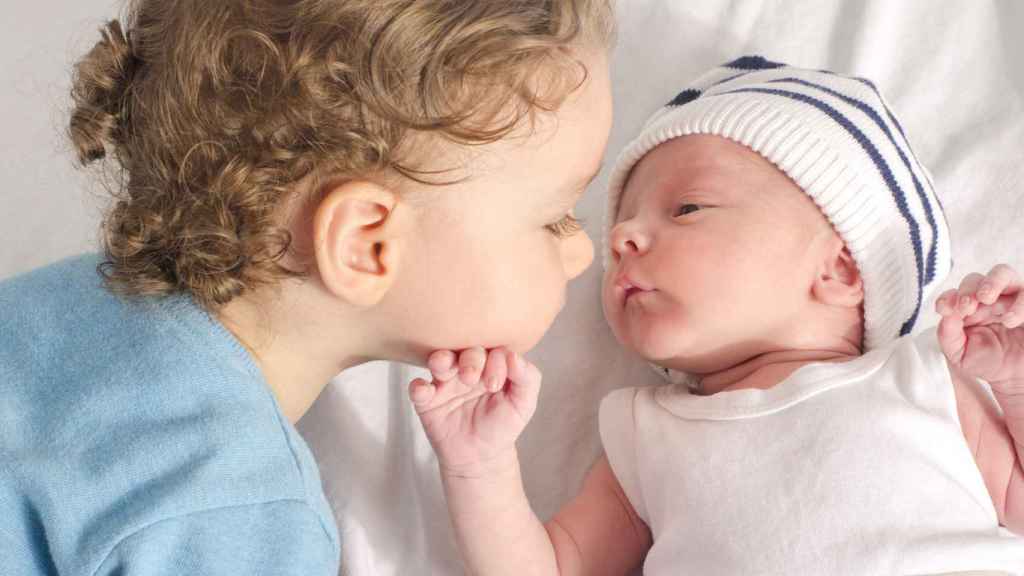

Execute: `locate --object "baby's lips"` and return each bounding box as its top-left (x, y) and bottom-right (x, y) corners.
top-left (614, 270), bottom-right (656, 303)
top-left (614, 269), bottom-right (654, 292)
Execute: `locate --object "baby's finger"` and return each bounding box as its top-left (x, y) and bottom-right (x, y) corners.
top-left (935, 289), bottom-right (960, 316)
top-left (505, 351), bottom-right (542, 418)
top-left (481, 347), bottom-right (509, 393)
top-left (427, 350), bottom-right (458, 382)
top-left (979, 263), bottom-right (1021, 305)
top-left (962, 294), bottom-right (1012, 326)
top-left (1004, 287), bottom-right (1024, 329)
top-left (936, 313), bottom-right (967, 366)
top-left (458, 346), bottom-right (487, 386)
top-left (408, 378), bottom-right (437, 411)
top-left (955, 272), bottom-right (986, 316)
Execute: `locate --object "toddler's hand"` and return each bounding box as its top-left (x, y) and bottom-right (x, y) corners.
top-left (409, 347), bottom-right (541, 477)
top-left (936, 264), bottom-right (1024, 392)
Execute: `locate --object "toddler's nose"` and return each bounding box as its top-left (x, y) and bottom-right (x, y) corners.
top-left (562, 230), bottom-right (595, 280)
top-left (610, 220), bottom-right (650, 259)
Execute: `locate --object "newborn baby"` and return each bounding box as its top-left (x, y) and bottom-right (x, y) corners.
top-left (410, 57), bottom-right (1024, 574)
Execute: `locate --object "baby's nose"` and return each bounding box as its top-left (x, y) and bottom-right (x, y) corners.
top-left (610, 221), bottom-right (650, 257)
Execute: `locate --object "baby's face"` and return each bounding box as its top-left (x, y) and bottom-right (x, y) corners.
top-left (602, 135), bottom-right (835, 374)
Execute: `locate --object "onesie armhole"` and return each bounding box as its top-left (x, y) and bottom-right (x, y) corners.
top-left (599, 387), bottom-right (649, 523)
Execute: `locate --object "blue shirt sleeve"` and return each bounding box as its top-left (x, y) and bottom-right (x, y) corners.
top-left (92, 500), bottom-right (339, 576)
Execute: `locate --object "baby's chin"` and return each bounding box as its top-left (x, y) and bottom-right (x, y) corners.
top-left (614, 318), bottom-right (694, 364)
top-left (616, 318), bottom-right (739, 376)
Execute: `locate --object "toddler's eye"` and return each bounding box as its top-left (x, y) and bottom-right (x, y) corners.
top-left (674, 203), bottom-right (702, 217)
top-left (546, 213), bottom-right (584, 238)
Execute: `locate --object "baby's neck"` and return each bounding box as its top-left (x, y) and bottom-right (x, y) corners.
top-left (696, 347), bottom-right (861, 396)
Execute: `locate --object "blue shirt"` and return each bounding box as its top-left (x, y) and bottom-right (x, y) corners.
top-left (0, 254), bottom-right (340, 575)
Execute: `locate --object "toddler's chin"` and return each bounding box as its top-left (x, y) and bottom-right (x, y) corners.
top-left (507, 318), bottom-right (558, 355)
top-left (418, 321), bottom-right (548, 357)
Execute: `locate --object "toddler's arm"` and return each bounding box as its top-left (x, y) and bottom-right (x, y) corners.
top-left (937, 264), bottom-right (1024, 534)
top-left (409, 348), bottom-right (650, 575)
top-left (94, 501), bottom-right (337, 574)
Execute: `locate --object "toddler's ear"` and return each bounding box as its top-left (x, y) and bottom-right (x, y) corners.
top-left (812, 235), bottom-right (864, 308)
top-left (313, 180), bottom-right (404, 307)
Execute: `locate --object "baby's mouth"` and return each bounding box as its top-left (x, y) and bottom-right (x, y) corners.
top-left (617, 274), bottom-right (655, 303)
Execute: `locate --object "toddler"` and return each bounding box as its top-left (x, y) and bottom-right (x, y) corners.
top-left (411, 57), bottom-right (1024, 574)
top-left (0, 1), bottom-right (614, 574)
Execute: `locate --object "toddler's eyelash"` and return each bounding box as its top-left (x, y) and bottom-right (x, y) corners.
top-left (546, 213), bottom-right (584, 238)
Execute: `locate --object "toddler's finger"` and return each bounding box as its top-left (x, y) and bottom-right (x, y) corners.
top-left (408, 378), bottom-right (436, 410)
top-left (506, 351), bottom-right (542, 417)
top-left (955, 272), bottom-right (985, 316)
top-left (482, 347), bottom-right (509, 393)
top-left (979, 263), bottom-right (1021, 305)
top-left (458, 346), bottom-right (487, 386)
top-left (427, 350), bottom-right (458, 381)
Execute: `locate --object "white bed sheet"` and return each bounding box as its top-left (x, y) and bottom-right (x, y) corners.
top-left (298, 1), bottom-right (1024, 574)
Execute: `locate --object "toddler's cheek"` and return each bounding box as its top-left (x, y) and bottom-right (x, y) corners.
top-left (515, 300), bottom-right (566, 353)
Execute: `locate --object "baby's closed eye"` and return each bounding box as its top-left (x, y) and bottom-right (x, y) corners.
top-left (674, 203), bottom-right (703, 217)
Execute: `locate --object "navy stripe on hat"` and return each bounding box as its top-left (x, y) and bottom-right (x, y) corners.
top-left (724, 86), bottom-right (925, 337)
top-left (668, 89), bottom-right (702, 107)
top-left (766, 77), bottom-right (941, 283)
top-left (666, 56), bottom-right (788, 106)
top-left (723, 56), bottom-right (786, 70)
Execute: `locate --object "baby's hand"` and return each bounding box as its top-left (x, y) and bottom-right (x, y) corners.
top-left (936, 264), bottom-right (1024, 392)
top-left (409, 347), bottom-right (541, 477)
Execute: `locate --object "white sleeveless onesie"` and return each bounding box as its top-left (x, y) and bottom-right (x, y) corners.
top-left (599, 329), bottom-right (1024, 574)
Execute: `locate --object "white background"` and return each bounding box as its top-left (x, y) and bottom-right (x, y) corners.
top-left (0, 1), bottom-right (122, 279)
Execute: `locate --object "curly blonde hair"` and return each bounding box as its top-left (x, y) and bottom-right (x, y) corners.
top-left (69, 0), bottom-right (615, 310)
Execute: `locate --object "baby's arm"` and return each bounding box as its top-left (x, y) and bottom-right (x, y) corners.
top-left (409, 348), bottom-right (650, 575)
top-left (546, 455), bottom-right (652, 575)
top-left (936, 264), bottom-right (1024, 534)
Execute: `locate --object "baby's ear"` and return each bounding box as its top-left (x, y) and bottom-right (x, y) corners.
top-left (312, 180), bottom-right (404, 307)
top-left (811, 235), bottom-right (864, 308)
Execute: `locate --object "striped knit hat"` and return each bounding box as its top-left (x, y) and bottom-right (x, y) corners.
top-left (605, 56), bottom-right (951, 373)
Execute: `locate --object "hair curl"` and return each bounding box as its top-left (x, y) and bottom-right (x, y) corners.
top-left (68, 0), bottom-right (615, 310)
